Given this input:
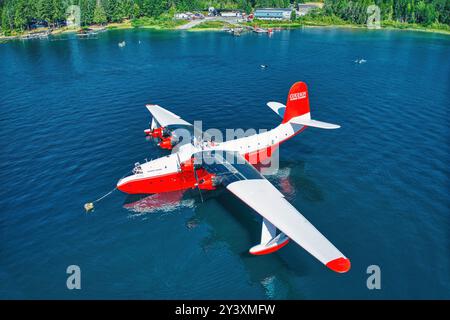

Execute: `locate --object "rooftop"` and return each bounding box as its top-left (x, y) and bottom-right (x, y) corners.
top-left (254, 8), bottom-right (292, 12)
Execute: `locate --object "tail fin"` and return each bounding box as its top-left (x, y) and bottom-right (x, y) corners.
top-left (282, 82), bottom-right (310, 124)
top-left (281, 81), bottom-right (340, 129)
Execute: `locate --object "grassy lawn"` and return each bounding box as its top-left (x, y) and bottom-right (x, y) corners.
top-left (247, 15), bottom-right (349, 29)
top-left (106, 21), bottom-right (133, 30)
top-left (381, 20), bottom-right (450, 34)
top-left (191, 20), bottom-right (233, 30)
top-left (131, 17), bottom-right (187, 29)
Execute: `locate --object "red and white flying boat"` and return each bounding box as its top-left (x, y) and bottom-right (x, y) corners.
top-left (117, 82), bottom-right (351, 273)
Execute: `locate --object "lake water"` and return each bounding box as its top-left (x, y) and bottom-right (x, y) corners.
top-left (0, 28), bottom-right (449, 299)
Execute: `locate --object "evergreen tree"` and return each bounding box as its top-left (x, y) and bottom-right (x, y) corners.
top-left (51, 0), bottom-right (65, 26)
top-left (13, 0), bottom-right (28, 31)
top-left (2, 2), bottom-right (15, 33)
top-left (79, 0), bottom-right (96, 26)
top-left (93, 0), bottom-right (107, 24)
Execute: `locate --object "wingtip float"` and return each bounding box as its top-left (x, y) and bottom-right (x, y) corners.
top-left (116, 81), bottom-right (350, 274)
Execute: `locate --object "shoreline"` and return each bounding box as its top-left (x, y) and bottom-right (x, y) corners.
top-left (303, 23), bottom-right (450, 35)
top-left (1, 20), bottom-right (449, 42)
top-left (293, 23), bottom-right (450, 35)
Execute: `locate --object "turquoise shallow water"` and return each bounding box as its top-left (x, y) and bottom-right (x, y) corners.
top-left (0, 28), bottom-right (449, 299)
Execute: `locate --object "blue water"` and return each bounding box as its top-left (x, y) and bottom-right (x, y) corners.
top-left (0, 28), bottom-right (449, 299)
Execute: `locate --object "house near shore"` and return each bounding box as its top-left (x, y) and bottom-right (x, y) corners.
top-left (254, 8), bottom-right (292, 20)
top-left (174, 12), bottom-right (204, 20)
top-left (208, 7), bottom-right (219, 16)
top-left (297, 4), bottom-right (321, 16)
top-left (174, 13), bottom-right (190, 20)
top-left (220, 11), bottom-right (242, 18)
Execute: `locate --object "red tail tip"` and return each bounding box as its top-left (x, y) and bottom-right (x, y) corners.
top-left (326, 257), bottom-right (351, 273)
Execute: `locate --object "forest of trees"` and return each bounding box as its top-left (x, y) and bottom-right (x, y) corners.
top-left (323, 0), bottom-right (449, 26)
top-left (1, 0), bottom-right (449, 34)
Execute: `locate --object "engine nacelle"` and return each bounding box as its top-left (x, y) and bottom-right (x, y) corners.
top-left (158, 137), bottom-right (175, 150)
top-left (152, 127), bottom-right (165, 139)
top-left (146, 126), bottom-right (172, 139)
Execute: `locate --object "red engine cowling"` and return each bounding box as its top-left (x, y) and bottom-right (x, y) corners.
top-left (150, 127), bottom-right (165, 139)
top-left (158, 137), bottom-right (174, 150)
top-left (146, 127), bottom-right (171, 138)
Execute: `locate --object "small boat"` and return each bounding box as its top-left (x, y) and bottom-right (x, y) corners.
top-left (21, 30), bottom-right (50, 40)
top-left (260, 64), bottom-right (268, 69)
top-left (95, 27), bottom-right (107, 33)
top-left (118, 41), bottom-right (126, 48)
top-left (253, 27), bottom-right (268, 33)
top-left (77, 28), bottom-right (97, 37)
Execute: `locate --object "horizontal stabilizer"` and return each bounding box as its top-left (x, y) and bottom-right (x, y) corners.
top-left (290, 115), bottom-right (340, 129)
top-left (267, 101), bottom-right (286, 118)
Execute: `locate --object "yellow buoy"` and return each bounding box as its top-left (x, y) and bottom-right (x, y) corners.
top-left (84, 202), bottom-right (94, 213)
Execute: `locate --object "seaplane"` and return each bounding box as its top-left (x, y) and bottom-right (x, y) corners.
top-left (117, 82), bottom-right (351, 273)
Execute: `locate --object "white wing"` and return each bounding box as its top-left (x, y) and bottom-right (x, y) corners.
top-left (146, 104), bottom-right (192, 127)
top-left (227, 179), bottom-right (350, 273)
top-left (197, 150), bottom-right (350, 273)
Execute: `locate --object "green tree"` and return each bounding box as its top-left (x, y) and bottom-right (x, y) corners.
top-left (2, 2), bottom-right (14, 33)
top-left (36, 0), bottom-right (52, 24)
top-left (416, 1), bottom-right (437, 25)
top-left (79, 0), bottom-right (96, 26)
top-left (51, 0), bottom-right (65, 26)
top-left (93, 1), bottom-right (107, 24)
top-left (13, 0), bottom-right (30, 31)
top-left (105, 0), bottom-right (122, 22)
top-left (290, 9), bottom-right (296, 20)
top-left (133, 3), bottom-right (140, 18)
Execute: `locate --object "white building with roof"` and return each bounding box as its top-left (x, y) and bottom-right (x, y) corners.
top-left (254, 8), bottom-right (292, 20)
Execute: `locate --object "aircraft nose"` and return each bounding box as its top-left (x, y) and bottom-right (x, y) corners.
top-left (117, 178), bottom-right (127, 192)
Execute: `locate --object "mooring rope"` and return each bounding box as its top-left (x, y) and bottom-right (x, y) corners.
top-left (84, 171), bottom-right (131, 213)
top-left (92, 186), bottom-right (117, 203)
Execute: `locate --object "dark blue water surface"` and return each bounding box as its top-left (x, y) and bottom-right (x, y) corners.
top-left (0, 28), bottom-right (449, 299)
